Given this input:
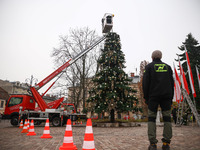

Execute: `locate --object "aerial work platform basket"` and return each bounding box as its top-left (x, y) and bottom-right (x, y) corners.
top-left (102, 13), bottom-right (114, 33)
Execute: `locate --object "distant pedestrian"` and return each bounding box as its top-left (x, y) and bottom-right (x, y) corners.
top-left (172, 106), bottom-right (177, 124)
top-left (142, 50), bottom-right (174, 150)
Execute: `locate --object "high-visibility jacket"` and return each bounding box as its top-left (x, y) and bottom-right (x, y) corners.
top-left (142, 59), bottom-right (174, 102)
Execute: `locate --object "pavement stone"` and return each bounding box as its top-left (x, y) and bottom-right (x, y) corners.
top-left (0, 120), bottom-right (200, 150)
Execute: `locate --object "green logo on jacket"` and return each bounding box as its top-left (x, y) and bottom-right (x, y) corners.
top-left (154, 64), bottom-right (168, 72)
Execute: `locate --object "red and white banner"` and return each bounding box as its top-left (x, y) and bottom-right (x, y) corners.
top-left (178, 56), bottom-right (190, 94)
top-left (196, 65), bottom-right (200, 90)
top-left (174, 83), bottom-right (179, 103)
top-left (185, 50), bottom-right (196, 97)
top-left (174, 65), bottom-right (182, 103)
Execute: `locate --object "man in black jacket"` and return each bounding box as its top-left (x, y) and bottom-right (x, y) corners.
top-left (142, 50), bottom-right (174, 150)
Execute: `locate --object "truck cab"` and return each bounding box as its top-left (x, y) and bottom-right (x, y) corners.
top-left (3, 95), bottom-right (35, 125)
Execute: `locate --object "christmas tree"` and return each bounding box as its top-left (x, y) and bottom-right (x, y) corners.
top-left (87, 32), bottom-right (138, 123)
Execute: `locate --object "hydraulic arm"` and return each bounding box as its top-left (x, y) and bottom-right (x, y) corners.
top-left (31, 35), bottom-right (107, 111)
top-left (35, 35), bottom-right (107, 90)
top-left (29, 13), bottom-right (114, 111)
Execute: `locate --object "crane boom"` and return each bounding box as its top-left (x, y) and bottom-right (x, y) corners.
top-left (35, 59), bottom-right (71, 89)
top-left (31, 13), bottom-right (114, 111)
top-left (35, 35), bottom-right (107, 90)
top-left (34, 12), bottom-right (114, 90)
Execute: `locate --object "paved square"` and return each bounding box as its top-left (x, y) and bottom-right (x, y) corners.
top-left (0, 120), bottom-right (200, 150)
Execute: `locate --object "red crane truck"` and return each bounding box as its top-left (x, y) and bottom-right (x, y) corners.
top-left (2, 13), bottom-right (114, 126)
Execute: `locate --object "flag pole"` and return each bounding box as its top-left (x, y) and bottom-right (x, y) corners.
top-left (195, 65), bottom-right (200, 90)
top-left (184, 45), bottom-right (196, 107)
top-left (184, 45), bottom-right (198, 126)
top-left (192, 94), bottom-right (196, 109)
top-left (176, 101), bottom-right (180, 125)
top-left (180, 96), bottom-right (184, 125)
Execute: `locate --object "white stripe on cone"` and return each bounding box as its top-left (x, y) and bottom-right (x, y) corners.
top-left (85, 126), bottom-right (93, 133)
top-left (29, 129), bottom-right (34, 132)
top-left (19, 120), bottom-right (23, 127)
top-left (43, 130), bottom-right (50, 134)
top-left (82, 141), bottom-right (95, 149)
top-left (66, 125), bottom-right (72, 131)
top-left (23, 123), bottom-right (27, 129)
top-left (63, 136), bottom-right (73, 143)
top-left (27, 120), bottom-right (30, 128)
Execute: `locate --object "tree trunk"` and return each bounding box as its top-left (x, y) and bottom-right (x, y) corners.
top-left (82, 55), bottom-right (86, 110)
top-left (98, 113), bottom-right (101, 119)
top-left (110, 109), bottom-right (115, 123)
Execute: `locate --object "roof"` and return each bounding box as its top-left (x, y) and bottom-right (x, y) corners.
top-left (129, 75), bottom-right (140, 83)
top-left (0, 87), bottom-right (9, 100)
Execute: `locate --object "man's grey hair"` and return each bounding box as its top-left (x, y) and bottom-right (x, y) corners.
top-left (151, 50), bottom-right (162, 59)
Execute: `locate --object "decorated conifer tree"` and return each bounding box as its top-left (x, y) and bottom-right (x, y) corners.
top-left (87, 32), bottom-right (138, 123)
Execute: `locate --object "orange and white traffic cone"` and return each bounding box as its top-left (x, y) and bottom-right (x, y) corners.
top-left (27, 119), bottom-right (30, 130)
top-left (40, 119), bottom-right (53, 138)
top-left (21, 119), bottom-right (28, 133)
top-left (27, 120), bottom-right (36, 136)
top-left (82, 119), bottom-right (95, 150)
top-left (59, 119), bottom-right (77, 150)
top-left (19, 119), bottom-right (23, 129)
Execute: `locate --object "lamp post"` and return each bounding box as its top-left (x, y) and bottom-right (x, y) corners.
top-left (25, 75), bottom-right (38, 87)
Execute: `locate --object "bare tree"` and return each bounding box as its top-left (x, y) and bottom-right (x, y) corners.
top-left (139, 60), bottom-right (149, 80)
top-left (51, 27), bottom-right (101, 111)
top-left (138, 60), bottom-right (149, 116)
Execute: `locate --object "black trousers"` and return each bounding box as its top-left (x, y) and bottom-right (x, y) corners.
top-left (148, 97), bottom-right (172, 144)
top-left (148, 97), bottom-right (172, 113)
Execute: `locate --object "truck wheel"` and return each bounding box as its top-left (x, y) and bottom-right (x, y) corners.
top-left (11, 116), bottom-right (19, 126)
top-left (52, 117), bottom-right (61, 127)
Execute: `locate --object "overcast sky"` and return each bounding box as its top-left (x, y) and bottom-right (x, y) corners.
top-left (0, 0), bottom-right (200, 93)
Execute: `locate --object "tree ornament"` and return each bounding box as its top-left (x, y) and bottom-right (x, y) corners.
top-left (111, 80), bottom-right (114, 90)
top-left (125, 90), bottom-right (128, 97)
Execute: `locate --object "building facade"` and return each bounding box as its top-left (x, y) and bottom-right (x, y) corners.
top-left (0, 87), bottom-right (9, 114)
top-left (67, 73), bottom-right (146, 119)
top-left (0, 79), bottom-right (29, 95)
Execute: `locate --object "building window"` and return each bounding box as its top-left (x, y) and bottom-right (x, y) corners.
top-left (0, 101), bottom-right (4, 108)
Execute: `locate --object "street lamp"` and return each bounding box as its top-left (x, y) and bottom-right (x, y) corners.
top-left (25, 75), bottom-right (38, 87)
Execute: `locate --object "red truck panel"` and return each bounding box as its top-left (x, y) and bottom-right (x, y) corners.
top-left (4, 95), bottom-right (35, 116)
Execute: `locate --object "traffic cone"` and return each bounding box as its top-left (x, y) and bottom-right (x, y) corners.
top-left (21, 119), bottom-right (28, 133)
top-left (27, 120), bottom-right (36, 136)
top-left (59, 119), bottom-right (77, 150)
top-left (40, 119), bottom-right (53, 138)
top-left (27, 119), bottom-right (30, 130)
top-left (82, 119), bottom-right (95, 150)
top-left (73, 121), bottom-right (75, 125)
top-left (19, 119), bottom-right (23, 129)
